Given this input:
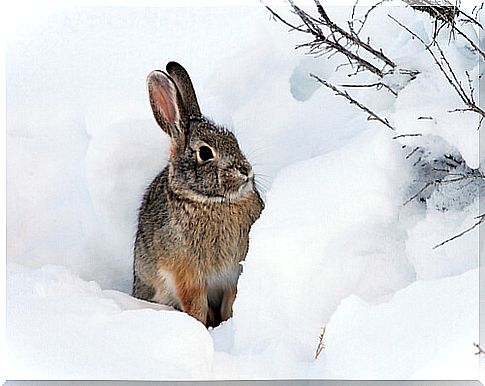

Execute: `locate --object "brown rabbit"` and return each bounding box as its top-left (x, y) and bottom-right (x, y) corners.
top-left (133, 62), bottom-right (264, 327)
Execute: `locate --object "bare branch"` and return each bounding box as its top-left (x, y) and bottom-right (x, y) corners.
top-left (438, 173), bottom-right (485, 184)
top-left (465, 70), bottom-right (476, 104)
top-left (433, 214), bottom-right (485, 249)
top-left (401, 0), bottom-right (458, 24)
top-left (448, 108), bottom-right (475, 113)
top-left (403, 180), bottom-right (438, 206)
top-left (350, 0), bottom-right (389, 36)
top-left (311, 73), bottom-right (396, 131)
top-left (402, 0), bottom-right (485, 59)
top-left (393, 133), bottom-right (423, 139)
top-left (472, 3), bottom-right (484, 22)
top-left (313, 0), bottom-right (396, 68)
top-left (451, 24), bottom-right (485, 60)
top-left (288, 2), bottom-right (386, 77)
top-left (434, 39), bottom-right (469, 100)
top-left (315, 326), bottom-right (326, 360)
top-left (339, 81), bottom-right (398, 96)
top-left (406, 146), bottom-right (421, 159)
top-left (269, 1), bottom-right (416, 81)
top-left (263, 3), bottom-right (307, 32)
top-left (401, 0), bottom-right (483, 30)
top-left (404, 168), bottom-right (484, 208)
top-left (389, 14), bottom-right (485, 119)
top-left (460, 4), bottom-right (483, 29)
top-left (474, 342), bottom-right (485, 356)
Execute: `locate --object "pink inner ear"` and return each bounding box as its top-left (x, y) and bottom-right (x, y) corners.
top-left (150, 75), bottom-right (178, 125)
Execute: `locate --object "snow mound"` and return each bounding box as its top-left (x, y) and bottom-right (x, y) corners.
top-left (7, 263), bottom-right (478, 380)
top-left (230, 126), bottom-right (416, 359)
top-left (7, 263), bottom-right (213, 380)
top-left (319, 268), bottom-right (479, 379)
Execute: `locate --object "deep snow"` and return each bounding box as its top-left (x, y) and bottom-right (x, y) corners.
top-left (6, 3), bottom-right (482, 380)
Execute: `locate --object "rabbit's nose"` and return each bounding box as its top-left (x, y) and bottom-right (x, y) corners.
top-left (238, 164), bottom-right (250, 177)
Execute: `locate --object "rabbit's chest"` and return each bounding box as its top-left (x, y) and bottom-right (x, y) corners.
top-left (186, 206), bottom-right (249, 261)
top-left (174, 196), bottom-right (261, 267)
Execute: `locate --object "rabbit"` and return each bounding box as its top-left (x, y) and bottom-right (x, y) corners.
top-left (132, 61), bottom-right (264, 328)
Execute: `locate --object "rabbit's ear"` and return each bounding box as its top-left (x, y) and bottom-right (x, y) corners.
top-left (147, 70), bottom-right (187, 141)
top-left (166, 62), bottom-right (202, 119)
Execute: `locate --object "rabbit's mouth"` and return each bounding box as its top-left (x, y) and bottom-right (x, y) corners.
top-left (204, 177), bottom-right (255, 204)
top-left (202, 168), bottom-right (255, 203)
top-left (223, 177), bottom-right (255, 202)
top-left (171, 175), bottom-right (256, 205)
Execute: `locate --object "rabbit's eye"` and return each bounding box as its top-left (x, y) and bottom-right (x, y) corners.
top-left (198, 146), bottom-right (214, 162)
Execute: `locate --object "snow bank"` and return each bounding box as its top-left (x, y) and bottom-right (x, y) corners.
top-left (316, 268), bottom-right (479, 379)
top-left (230, 126), bottom-right (416, 359)
top-left (209, 269), bottom-right (479, 379)
top-left (7, 263), bottom-right (478, 380)
top-left (7, 263), bottom-right (213, 380)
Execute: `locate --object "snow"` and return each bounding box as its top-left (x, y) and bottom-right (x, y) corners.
top-left (7, 264), bottom-right (213, 380)
top-left (6, 4), bottom-right (481, 381)
top-left (231, 127), bottom-right (416, 358)
top-left (405, 198), bottom-right (479, 280)
top-left (6, 263), bottom-right (478, 380)
top-left (316, 268), bottom-right (479, 380)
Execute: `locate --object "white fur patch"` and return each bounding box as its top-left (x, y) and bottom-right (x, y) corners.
top-left (152, 269), bottom-right (177, 305)
top-left (182, 179), bottom-right (255, 204)
top-left (207, 264), bottom-right (240, 291)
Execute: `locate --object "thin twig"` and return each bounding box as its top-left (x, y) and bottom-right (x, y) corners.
top-left (433, 214), bottom-right (485, 249)
top-left (401, 0), bottom-right (458, 24)
top-left (472, 3), bottom-right (484, 23)
top-left (405, 0), bottom-right (483, 30)
top-left (403, 173), bottom-right (481, 207)
top-left (451, 23), bottom-right (485, 60)
top-left (339, 82), bottom-right (397, 96)
top-left (389, 14), bottom-right (485, 119)
top-left (263, 3), bottom-right (307, 32)
top-left (460, 4), bottom-right (484, 29)
top-left (438, 173), bottom-right (485, 184)
top-left (448, 108), bottom-right (474, 113)
top-left (290, 2), bottom-right (386, 77)
top-left (465, 70), bottom-right (476, 104)
top-left (406, 146), bottom-right (421, 159)
top-left (313, 0), bottom-right (396, 68)
top-left (434, 39), bottom-right (469, 101)
top-left (403, 180), bottom-right (437, 206)
top-left (392, 133), bottom-right (423, 139)
top-left (311, 73), bottom-right (396, 131)
top-left (350, 0), bottom-right (389, 36)
top-left (389, 15), bottom-right (463, 96)
top-left (315, 326), bottom-right (326, 360)
top-left (474, 342), bottom-right (485, 356)
top-left (401, 0), bottom-right (484, 33)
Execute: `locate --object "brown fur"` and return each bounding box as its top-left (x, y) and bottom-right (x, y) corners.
top-left (133, 62), bottom-right (264, 327)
